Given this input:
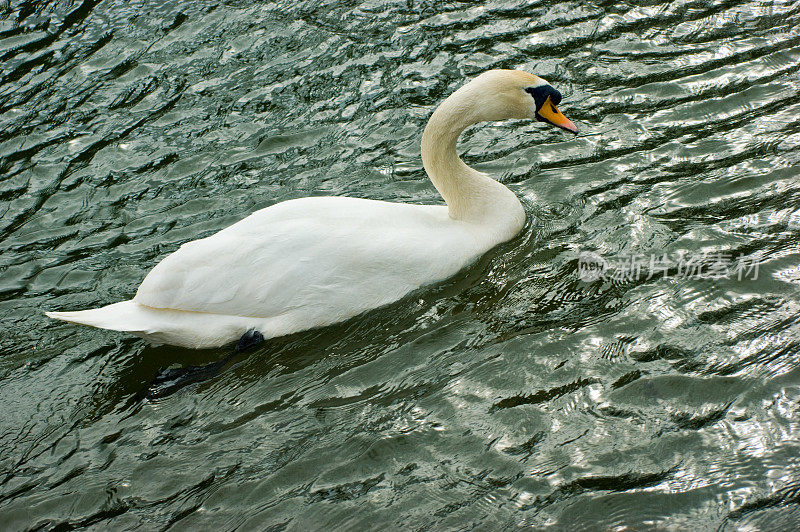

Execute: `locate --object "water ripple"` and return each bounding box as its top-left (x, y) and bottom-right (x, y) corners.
top-left (1, 0), bottom-right (799, 528)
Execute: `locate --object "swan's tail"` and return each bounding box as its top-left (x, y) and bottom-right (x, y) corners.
top-left (45, 300), bottom-right (155, 332)
top-left (45, 300), bottom-right (261, 349)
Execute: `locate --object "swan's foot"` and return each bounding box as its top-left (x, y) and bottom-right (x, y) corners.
top-left (148, 357), bottom-right (231, 398)
top-left (236, 329), bottom-right (264, 352)
top-left (145, 331), bottom-right (263, 399)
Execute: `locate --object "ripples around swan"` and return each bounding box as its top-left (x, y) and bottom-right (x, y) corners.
top-left (1, 0), bottom-right (800, 528)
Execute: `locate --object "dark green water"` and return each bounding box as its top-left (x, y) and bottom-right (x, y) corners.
top-left (2, 0), bottom-right (800, 529)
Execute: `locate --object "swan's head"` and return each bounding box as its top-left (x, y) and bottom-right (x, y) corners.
top-left (465, 69), bottom-right (578, 134)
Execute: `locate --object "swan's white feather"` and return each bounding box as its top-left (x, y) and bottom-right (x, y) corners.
top-left (136, 195), bottom-right (486, 321)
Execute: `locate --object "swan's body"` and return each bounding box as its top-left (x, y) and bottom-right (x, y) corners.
top-left (46, 70), bottom-right (576, 349)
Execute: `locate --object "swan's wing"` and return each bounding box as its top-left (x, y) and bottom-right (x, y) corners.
top-left (134, 197), bottom-right (476, 321)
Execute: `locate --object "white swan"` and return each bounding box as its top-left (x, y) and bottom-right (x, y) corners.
top-left (46, 70), bottom-right (577, 349)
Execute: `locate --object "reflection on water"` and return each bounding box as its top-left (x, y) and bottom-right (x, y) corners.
top-left (2, 0), bottom-right (800, 528)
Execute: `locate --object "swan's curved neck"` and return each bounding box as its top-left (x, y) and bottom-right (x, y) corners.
top-left (421, 90), bottom-right (524, 227)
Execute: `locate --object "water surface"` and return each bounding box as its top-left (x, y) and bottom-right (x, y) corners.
top-left (2, 0), bottom-right (800, 529)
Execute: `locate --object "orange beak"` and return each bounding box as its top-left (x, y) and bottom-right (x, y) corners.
top-left (537, 96), bottom-right (578, 134)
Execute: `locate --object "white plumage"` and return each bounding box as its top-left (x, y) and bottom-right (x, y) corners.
top-left (46, 70), bottom-right (577, 348)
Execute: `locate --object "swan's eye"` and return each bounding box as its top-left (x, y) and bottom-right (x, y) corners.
top-left (524, 85), bottom-right (562, 111)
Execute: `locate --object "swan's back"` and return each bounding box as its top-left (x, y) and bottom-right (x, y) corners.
top-left (135, 196), bottom-right (483, 326)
